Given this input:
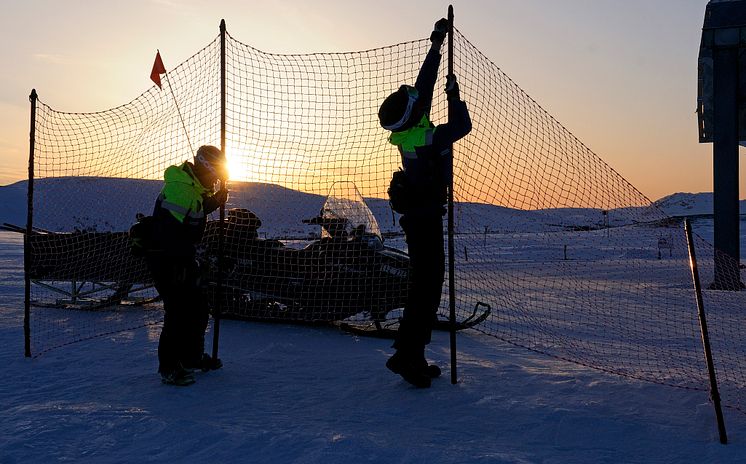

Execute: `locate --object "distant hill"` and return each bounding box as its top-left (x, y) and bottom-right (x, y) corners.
top-left (1, 178), bottom-right (329, 236)
top-left (1, 177), bottom-right (670, 236)
top-left (654, 192), bottom-right (746, 217)
top-left (0, 181), bottom-right (27, 229)
top-left (0, 178), bottom-right (389, 236)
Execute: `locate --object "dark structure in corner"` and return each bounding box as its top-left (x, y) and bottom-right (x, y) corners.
top-left (697, 0), bottom-right (746, 290)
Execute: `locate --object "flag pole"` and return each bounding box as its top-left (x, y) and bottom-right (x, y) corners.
top-left (158, 50), bottom-right (195, 155)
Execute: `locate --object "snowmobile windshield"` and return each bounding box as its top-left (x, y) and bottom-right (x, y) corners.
top-left (318, 182), bottom-right (382, 245)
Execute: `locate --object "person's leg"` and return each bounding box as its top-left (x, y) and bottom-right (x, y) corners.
top-left (395, 215), bottom-right (444, 348)
top-left (388, 215), bottom-right (442, 387)
top-left (181, 261), bottom-right (202, 363)
top-left (418, 215), bottom-right (445, 347)
top-left (148, 259), bottom-right (185, 376)
top-left (394, 215), bottom-right (426, 351)
top-left (180, 261), bottom-right (221, 371)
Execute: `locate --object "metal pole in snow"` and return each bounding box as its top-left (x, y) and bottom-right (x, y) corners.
top-left (211, 19), bottom-right (227, 364)
top-left (685, 218), bottom-right (728, 444)
top-left (24, 89), bottom-right (37, 358)
top-left (447, 4), bottom-right (458, 385)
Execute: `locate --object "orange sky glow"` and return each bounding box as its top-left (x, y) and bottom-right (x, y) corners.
top-left (0, 0), bottom-right (738, 202)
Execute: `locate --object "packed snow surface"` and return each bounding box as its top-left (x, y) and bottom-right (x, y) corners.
top-left (2, 227), bottom-right (746, 462)
top-left (3, 181), bottom-right (746, 462)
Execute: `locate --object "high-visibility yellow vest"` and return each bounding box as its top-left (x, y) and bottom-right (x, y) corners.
top-left (157, 162), bottom-right (210, 226)
top-left (388, 114), bottom-right (436, 157)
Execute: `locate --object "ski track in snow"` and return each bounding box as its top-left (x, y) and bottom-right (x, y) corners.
top-left (1, 232), bottom-right (746, 463)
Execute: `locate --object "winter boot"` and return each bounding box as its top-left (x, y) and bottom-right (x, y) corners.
top-left (423, 362), bottom-right (442, 379)
top-left (386, 350), bottom-right (431, 388)
top-left (184, 353), bottom-right (223, 372)
top-left (160, 364), bottom-right (196, 386)
top-left (414, 346), bottom-right (442, 378)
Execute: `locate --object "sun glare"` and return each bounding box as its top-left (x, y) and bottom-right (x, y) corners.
top-left (224, 143), bottom-right (292, 185)
top-left (226, 155), bottom-right (244, 182)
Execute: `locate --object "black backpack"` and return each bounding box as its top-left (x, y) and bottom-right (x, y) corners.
top-left (387, 169), bottom-right (411, 214)
top-left (128, 214), bottom-right (155, 256)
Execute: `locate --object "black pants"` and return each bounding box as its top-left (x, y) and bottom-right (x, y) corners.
top-left (147, 257), bottom-right (209, 373)
top-left (394, 213), bottom-right (445, 351)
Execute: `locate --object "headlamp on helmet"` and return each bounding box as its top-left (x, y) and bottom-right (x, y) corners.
top-left (379, 85), bottom-right (420, 132)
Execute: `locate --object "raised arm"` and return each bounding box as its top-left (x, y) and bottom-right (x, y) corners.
top-left (414, 18), bottom-right (448, 117)
top-left (433, 74), bottom-right (472, 146)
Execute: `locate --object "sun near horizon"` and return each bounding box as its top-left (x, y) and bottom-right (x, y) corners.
top-left (1, 1), bottom-right (742, 203)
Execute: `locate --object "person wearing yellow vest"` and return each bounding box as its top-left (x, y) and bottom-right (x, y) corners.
top-left (378, 19), bottom-right (472, 388)
top-left (147, 145), bottom-right (229, 386)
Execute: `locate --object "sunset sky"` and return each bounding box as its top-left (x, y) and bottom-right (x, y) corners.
top-left (0, 0), bottom-right (736, 201)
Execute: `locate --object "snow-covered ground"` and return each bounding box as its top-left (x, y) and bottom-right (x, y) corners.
top-left (3, 231), bottom-right (746, 463)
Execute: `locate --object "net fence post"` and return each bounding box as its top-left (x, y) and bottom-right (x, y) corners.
top-left (211, 19), bottom-right (226, 363)
top-left (684, 218), bottom-right (728, 444)
top-left (24, 89), bottom-right (37, 358)
top-left (447, 4), bottom-right (458, 385)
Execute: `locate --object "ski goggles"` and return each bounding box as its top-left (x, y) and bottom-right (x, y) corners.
top-left (196, 153), bottom-right (228, 179)
top-left (382, 85), bottom-right (419, 131)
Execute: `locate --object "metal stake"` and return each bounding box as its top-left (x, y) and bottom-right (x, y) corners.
top-left (685, 218), bottom-right (728, 444)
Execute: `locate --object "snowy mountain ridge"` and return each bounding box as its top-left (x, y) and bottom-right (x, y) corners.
top-left (654, 191), bottom-right (746, 217)
top-left (0, 178), bottom-right (723, 234)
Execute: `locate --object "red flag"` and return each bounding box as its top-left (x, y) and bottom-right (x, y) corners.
top-left (150, 51), bottom-right (166, 89)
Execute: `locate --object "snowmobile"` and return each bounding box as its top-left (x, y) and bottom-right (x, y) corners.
top-left (200, 182), bottom-right (490, 332)
top-left (19, 224), bottom-right (152, 309)
top-left (17, 181), bottom-right (489, 330)
top-left (18, 183), bottom-right (409, 321)
top-left (201, 186), bottom-right (410, 324)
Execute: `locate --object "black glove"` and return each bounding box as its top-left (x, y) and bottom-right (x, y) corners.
top-left (203, 188), bottom-right (229, 214)
top-left (213, 188), bottom-right (229, 206)
top-left (445, 74), bottom-right (460, 101)
top-left (430, 18), bottom-right (448, 46)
